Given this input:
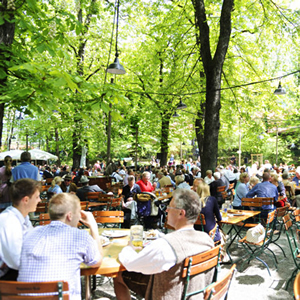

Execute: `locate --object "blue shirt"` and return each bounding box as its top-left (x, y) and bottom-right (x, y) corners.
top-left (233, 183), bottom-right (249, 207)
top-left (246, 181), bottom-right (278, 210)
top-left (48, 184), bottom-right (63, 194)
top-left (18, 221), bottom-right (100, 300)
top-left (12, 162), bottom-right (39, 181)
top-left (293, 176), bottom-right (300, 186)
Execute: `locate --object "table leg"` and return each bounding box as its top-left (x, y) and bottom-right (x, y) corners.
top-left (225, 224), bottom-right (246, 263)
top-left (85, 275), bottom-right (91, 300)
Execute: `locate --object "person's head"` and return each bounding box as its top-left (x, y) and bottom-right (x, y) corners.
top-left (193, 178), bottom-right (203, 192)
top-left (4, 155), bottom-right (12, 177)
top-left (167, 189), bottom-right (201, 229)
top-left (10, 179), bottom-right (41, 212)
top-left (282, 172), bottom-right (289, 180)
top-left (250, 176), bottom-right (259, 187)
top-left (142, 171), bottom-right (150, 183)
top-left (51, 176), bottom-right (64, 187)
top-left (262, 172), bottom-right (270, 182)
top-left (240, 167), bottom-right (246, 173)
top-left (69, 183), bottom-right (78, 194)
top-left (270, 173), bottom-right (279, 184)
top-left (196, 182), bottom-right (210, 207)
top-left (157, 171), bottom-right (164, 180)
top-left (79, 175), bottom-right (89, 186)
top-left (192, 167), bottom-right (199, 175)
top-left (63, 175), bottom-right (72, 186)
top-left (239, 172), bottom-right (250, 184)
top-left (49, 193), bottom-right (81, 227)
top-left (206, 170), bottom-right (213, 178)
top-left (127, 175), bottom-right (135, 188)
top-left (213, 172), bottom-right (221, 180)
top-left (175, 174), bottom-right (185, 185)
top-left (21, 151), bottom-right (31, 162)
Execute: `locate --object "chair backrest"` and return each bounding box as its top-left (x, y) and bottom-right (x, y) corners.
top-left (39, 213), bottom-right (51, 226)
top-left (80, 201), bottom-right (89, 210)
top-left (195, 214), bottom-right (206, 232)
top-left (93, 210), bottom-right (124, 224)
top-left (85, 192), bottom-right (101, 201)
top-left (217, 186), bottom-right (226, 193)
top-left (208, 224), bottom-right (218, 241)
top-left (294, 209), bottom-right (300, 222)
top-left (0, 280), bottom-right (69, 299)
top-left (294, 268), bottom-right (300, 299)
top-left (109, 196), bottom-right (122, 210)
top-left (241, 197), bottom-right (273, 208)
top-left (182, 246), bottom-right (221, 300)
top-left (283, 214), bottom-right (293, 231)
top-left (35, 202), bottom-right (48, 213)
top-left (41, 185), bottom-right (51, 192)
top-left (275, 206), bottom-right (287, 218)
top-left (204, 264), bottom-right (236, 300)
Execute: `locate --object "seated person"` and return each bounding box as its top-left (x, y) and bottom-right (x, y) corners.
top-left (195, 182), bottom-right (222, 242)
top-left (175, 174), bottom-right (190, 189)
top-left (48, 176), bottom-right (64, 194)
top-left (76, 175), bottom-right (105, 201)
top-left (122, 175), bottom-right (141, 228)
top-left (204, 170), bottom-right (214, 185)
top-left (18, 193), bottom-right (102, 299)
top-left (209, 172), bottom-right (224, 206)
top-left (156, 171), bottom-right (174, 188)
top-left (246, 172), bottom-right (277, 218)
top-left (136, 172), bottom-right (154, 192)
top-left (232, 172), bottom-right (250, 209)
top-left (113, 189), bottom-right (214, 300)
top-left (270, 173), bottom-right (287, 207)
top-left (61, 174), bottom-right (72, 192)
top-left (0, 179), bottom-right (41, 280)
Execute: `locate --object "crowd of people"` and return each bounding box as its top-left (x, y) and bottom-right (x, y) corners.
top-left (0, 151), bottom-right (299, 299)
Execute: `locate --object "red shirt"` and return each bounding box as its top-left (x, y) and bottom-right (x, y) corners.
top-left (136, 179), bottom-right (154, 192)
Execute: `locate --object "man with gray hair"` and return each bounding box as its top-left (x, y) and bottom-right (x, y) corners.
top-left (113, 189), bottom-right (214, 300)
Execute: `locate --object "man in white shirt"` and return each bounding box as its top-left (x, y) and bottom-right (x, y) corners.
top-left (113, 189), bottom-right (214, 300)
top-left (0, 179), bottom-right (41, 280)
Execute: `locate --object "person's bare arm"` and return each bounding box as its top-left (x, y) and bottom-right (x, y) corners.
top-left (80, 210), bottom-right (103, 267)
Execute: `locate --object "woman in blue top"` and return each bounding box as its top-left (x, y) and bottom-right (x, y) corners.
top-left (232, 172), bottom-right (250, 209)
top-left (48, 176), bottom-right (64, 194)
top-left (195, 182), bottom-right (222, 242)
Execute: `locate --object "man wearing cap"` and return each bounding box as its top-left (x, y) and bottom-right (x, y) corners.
top-left (76, 175), bottom-right (105, 201)
top-left (61, 174), bottom-right (73, 193)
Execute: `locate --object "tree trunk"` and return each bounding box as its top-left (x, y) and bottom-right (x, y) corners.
top-left (192, 0), bottom-right (234, 176)
top-left (160, 116), bottom-right (170, 167)
top-left (106, 103), bottom-right (112, 162)
top-left (55, 128), bottom-right (61, 166)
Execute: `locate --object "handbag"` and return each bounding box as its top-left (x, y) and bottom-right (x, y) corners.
top-left (246, 223), bottom-right (265, 243)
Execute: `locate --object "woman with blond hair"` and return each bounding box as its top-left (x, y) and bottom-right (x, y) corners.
top-left (0, 155), bottom-right (12, 209)
top-left (195, 182), bottom-right (222, 242)
top-left (270, 173), bottom-right (287, 207)
top-left (48, 176), bottom-right (64, 194)
top-left (232, 172), bottom-right (250, 209)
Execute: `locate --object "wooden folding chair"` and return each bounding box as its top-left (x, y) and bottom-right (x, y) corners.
top-left (35, 201), bottom-right (48, 213)
top-left (108, 196), bottom-right (122, 210)
top-left (181, 245), bottom-right (221, 300)
top-left (39, 213), bottom-right (51, 225)
top-left (217, 186), bottom-right (226, 193)
top-left (93, 211), bottom-right (124, 228)
top-left (203, 264), bottom-right (236, 300)
top-left (87, 193), bottom-right (112, 210)
top-left (195, 214), bottom-right (206, 232)
top-left (80, 201), bottom-right (89, 211)
top-left (283, 214), bottom-right (300, 289)
top-left (0, 280), bottom-right (69, 299)
top-left (239, 210), bottom-right (277, 276)
top-left (294, 270), bottom-right (300, 300)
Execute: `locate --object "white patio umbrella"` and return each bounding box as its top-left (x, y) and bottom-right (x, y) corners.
top-left (29, 149), bottom-right (58, 161)
top-left (0, 150), bottom-right (23, 160)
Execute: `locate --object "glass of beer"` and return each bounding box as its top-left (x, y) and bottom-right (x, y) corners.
top-left (130, 225), bottom-right (143, 247)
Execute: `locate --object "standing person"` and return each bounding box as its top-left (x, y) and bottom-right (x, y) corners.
top-left (113, 189), bottom-right (214, 300)
top-left (0, 179), bottom-right (41, 280)
top-left (11, 151), bottom-right (40, 181)
top-left (18, 193), bottom-right (103, 300)
top-left (0, 156), bottom-right (12, 209)
top-left (48, 176), bottom-right (64, 194)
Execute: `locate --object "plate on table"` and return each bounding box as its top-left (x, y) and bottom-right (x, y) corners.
top-left (143, 230), bottom-right (159, 240)
top-left (232, 213), bottom-right (245, 216)
top-left (102, 230), bottom-right (129, 238)
top-left (101, 237), bottom-right (110, 247)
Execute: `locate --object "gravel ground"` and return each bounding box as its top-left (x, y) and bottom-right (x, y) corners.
top-left (82, 224), bottom-right (296, 300)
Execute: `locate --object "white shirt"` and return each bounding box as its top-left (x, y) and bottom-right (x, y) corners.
top-left (119, 236), bottom-right (176, 275)
top-left (111, 172), bottom-right (123, 182)
top-left (0, 206), bottom-right (33, 274)
top-left (204, 176), bottom-right (214, 185)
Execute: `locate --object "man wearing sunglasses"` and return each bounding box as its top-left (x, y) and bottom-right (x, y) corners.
top-left (113, 188), bottom-right (214, 300)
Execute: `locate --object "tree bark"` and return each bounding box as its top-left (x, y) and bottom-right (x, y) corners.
top-left (160, 115), bottom-right (171, 167)
top-left (192, 0), bottom-right (234, 176)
